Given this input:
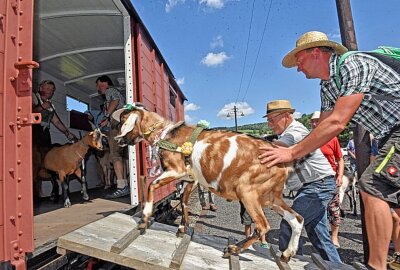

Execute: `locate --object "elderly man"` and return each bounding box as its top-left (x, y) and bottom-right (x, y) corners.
top-left (263, 100), bottom-right (341, 262)
top-left (260, 31), bottom-right (400, 270)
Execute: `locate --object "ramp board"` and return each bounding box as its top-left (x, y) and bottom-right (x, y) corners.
top-left (56, 213), bottom-right (354, 269)
top-left (56, 212), bottom-right (278, 269)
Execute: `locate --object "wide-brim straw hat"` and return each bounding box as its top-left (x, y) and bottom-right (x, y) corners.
top-left (282, 31), bottom-right (348, 68)
top-left (262, 100), bottom-right (295, 118)
top-left (311, 111), bottom-right (321, 120)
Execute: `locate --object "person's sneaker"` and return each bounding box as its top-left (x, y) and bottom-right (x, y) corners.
top-left (260, 241), bottom-right (270, 249)
top-left (390, 252), bottom-right (400, 270)
top-left (105, 186), bottom-right (130, 199)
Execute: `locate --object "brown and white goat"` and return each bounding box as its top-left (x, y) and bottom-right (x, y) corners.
top-left (43, 129), bottom-right (105, 207)
top-left (113, 104), bottom-right (304, 261)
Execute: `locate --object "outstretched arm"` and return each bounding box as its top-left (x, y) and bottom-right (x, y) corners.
top-left (259, 93), bottom-right (364, 167)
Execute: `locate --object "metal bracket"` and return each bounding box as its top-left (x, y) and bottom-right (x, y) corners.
top-left (14, 61), bottom-right (39, 96)
top-left (16, 113), bottom-right (41, 126)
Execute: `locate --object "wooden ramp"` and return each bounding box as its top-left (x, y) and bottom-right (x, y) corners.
top-left (57, 213), bottom-right (354, 270)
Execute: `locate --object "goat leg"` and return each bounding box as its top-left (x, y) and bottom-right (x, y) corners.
top-left (177, 182), bottom-right (193, 237)
top-left (61, 174), bottom-right (71, 208)
top-left (139, 172), bottom-right (183, 230)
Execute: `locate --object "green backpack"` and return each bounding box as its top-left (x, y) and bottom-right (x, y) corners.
top-left (335, 46), bottom-right (400, 89)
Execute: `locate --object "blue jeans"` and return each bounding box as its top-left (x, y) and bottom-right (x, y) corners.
top-left (279, 176), bottom-right (342, 263)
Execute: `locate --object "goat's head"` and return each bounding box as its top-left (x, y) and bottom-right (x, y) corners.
top-left (113, 103), bottom-right (147, 147)
top-left (87, 128), bottom-right (106, 150)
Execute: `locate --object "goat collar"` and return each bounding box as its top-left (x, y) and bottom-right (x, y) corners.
top-left (143, 121), bottom-right (165, 139)
top-left (156, 125), bottom-right (204, 156)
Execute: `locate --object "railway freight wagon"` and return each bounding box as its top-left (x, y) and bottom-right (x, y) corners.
top-left (0, 0), bottom-right (186, 269)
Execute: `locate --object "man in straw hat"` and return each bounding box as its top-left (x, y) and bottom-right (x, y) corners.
top-left (260, 31), bottom-right (400, 269)
top-left (263, 100), bottom-right (341, 262)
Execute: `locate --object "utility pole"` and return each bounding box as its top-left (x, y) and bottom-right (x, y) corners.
top-left (227, 105), bottom-right (243, 132)
top-left (336, 0), bottom-right (371, 263)
top-left (233, 106), bottom-right (238, 132)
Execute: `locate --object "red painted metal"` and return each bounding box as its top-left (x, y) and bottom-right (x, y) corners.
top-left (133, 21), bottom-right (185, 204)
top-left (0, 0), bottom-right (39, 268)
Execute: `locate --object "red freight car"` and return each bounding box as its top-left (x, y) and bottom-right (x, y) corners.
top-left (0, 1), bottom-right (186, 269)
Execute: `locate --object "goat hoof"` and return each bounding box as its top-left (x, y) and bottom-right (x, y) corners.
top-left (64, 199), bottom-right (72, 208)
top-left (83, 194), bottom-right (89, 201)
top-left (137, 219), bottom-right (148, 229)
top-left (176, 230), bottom-right (185, 238)
top-left (222, 245), bottom-right (238, 258)
top-left (280, 255), bottom-right (290, 263)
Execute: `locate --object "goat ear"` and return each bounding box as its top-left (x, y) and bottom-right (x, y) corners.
top-left (89, 131), bottom-right (94, 135)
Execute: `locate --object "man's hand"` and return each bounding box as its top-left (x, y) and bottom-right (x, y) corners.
top-left (258, 145), bottom-right (295, 167)
top-left (99, 117), bottom-right (109, 128)
top-left (41, 101), bottom-right (52, 110)
top-left (336, 175), bottom-right (343, 187)
top-left (65, 131), bottom-right (78, 142)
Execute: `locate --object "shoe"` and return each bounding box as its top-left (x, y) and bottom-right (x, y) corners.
top-left (105, 186), bottom-right (130, 199)
top-left (210, 204), bottom-right (217, 212)
top-left (390, 252), bottom-right (400, 270)
top-left (260, 242), bottom-right (270, 249)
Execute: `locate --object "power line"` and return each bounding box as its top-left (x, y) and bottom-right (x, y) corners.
top-left (241, 0), bottom-right (273, 102)
top-left (234, 0), bottom-right (256, 104)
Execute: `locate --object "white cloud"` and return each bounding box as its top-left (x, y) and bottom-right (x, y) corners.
top-left (185, 102), bottom-right (200, 111)
top-left (185, 114), bottom-right (195, 124)
top-left (199, 0), bottom-right (225, 9)
top-left (217, 102), bottom-right (255, 119)
top-left (328, 31), bottom-right (341, 41)
top-left (176, 77), bottom-right (185, 85)
top-left (293, 111), bottom-right (302, 119)
top-left (165, 0), bottom-right (186, 13)
top-left (201, 52), bottom-right (230, 67)
top-left (210, 35), bottom-right (224, 48)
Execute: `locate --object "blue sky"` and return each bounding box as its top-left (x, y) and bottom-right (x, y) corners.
top-left (131, 0), bottom-right (400, 128)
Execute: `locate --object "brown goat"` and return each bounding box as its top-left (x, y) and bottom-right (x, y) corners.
top-left (113, 104), bottom-right (304, 261)
top-left (43, 129), bottom-right (105, 207)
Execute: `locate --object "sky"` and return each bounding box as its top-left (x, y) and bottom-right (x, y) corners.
top-left (130, 0), bottom-right (400, 128)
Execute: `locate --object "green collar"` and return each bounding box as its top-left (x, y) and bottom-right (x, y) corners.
top-left (156, 126), bottom-right (204, 154)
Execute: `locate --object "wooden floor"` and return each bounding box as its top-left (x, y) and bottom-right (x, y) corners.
top-left (34, 188), bottom-right (133, 250)
top-left (56, 212), bottom-right (355, 270)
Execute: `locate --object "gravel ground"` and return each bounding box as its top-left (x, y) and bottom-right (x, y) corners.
top-left (171, 188), bottom-right (366, 266)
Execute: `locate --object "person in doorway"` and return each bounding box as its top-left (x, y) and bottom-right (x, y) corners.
top-left (197, 184), bottom-right (217, 211)
top-left (259, 31), bottom-right (400, 270)
top-left (96, 75), bottom-right (129, 199)
top-left (310, 111), bottom-right (344, 248)
top-left (264, 100), bottom-right (341, 262)
top-left (32, 79), bottom-right (77, 145)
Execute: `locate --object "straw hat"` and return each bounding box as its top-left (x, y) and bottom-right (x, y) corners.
top-left (311, 111), bottom-right (321, 120)
top-left (282, 31), bottom-right (348, 68)
top-left (263, 100), bottom-right (295, 118)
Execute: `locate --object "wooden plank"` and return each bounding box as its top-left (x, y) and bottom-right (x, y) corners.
top-left (269, 245), bottom-right (291, 270)
top-left (228, 237), bottom-right (240, 270)
top-left (181, 234), bottom-right (230, 270)
top-left (311, 253), bottom-right (331, 270)
top-left (169, 228), bottom-right (194, 270)
top-left (110, 226), bottom-right (141, 254)
top-left (57, 212), bottom-right (178, 270)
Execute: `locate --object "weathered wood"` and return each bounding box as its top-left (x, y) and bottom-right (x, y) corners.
top-left (169, 228), bottom-right (194, 270)
top-left (55, 247), bottom-right (69, 256)
top-left (228, 237), bottom-right (240, 270)
top-left (311, 253), bottom-right (331, 270)
top-left (110, 226), bottom-right (141, 254)
top-left (57, 213), bottom-right (179, 270)
top-left (269, 245), bottom-right (291, 270)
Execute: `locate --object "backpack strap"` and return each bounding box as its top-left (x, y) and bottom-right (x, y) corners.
top-left (334, 51), bottom-right (400, 111)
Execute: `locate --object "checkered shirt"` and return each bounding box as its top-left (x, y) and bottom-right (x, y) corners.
top-left (320, 53), bottom-right (400, 139)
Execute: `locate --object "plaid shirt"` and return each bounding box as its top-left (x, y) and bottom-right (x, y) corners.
top-left (320, 53), bottom-right (400, 139)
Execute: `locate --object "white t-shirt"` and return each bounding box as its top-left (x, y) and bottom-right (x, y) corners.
top-left (278, 120), bottom-right (335, 189)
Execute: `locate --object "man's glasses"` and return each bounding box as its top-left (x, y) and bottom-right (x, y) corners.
top-left (266, 113), bottom-right (284, 123)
